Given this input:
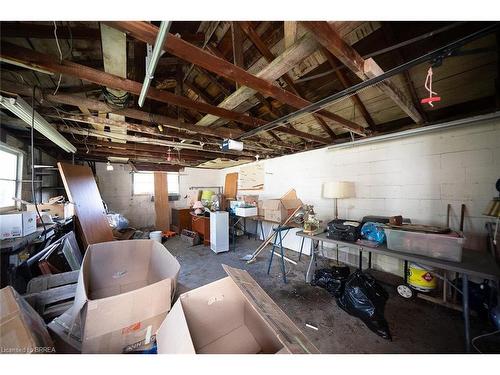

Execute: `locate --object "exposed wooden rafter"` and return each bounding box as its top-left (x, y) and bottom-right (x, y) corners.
top-left (239, 21), bottom-right (338, 141)
top-left (302, 21), bottom-right (424, 124)
top-left (105, 21), bottom-right (366, 135)
top-left (0, 80), bottom-right (301, 152)
top-left (0, 42), bottom-right (327, 144)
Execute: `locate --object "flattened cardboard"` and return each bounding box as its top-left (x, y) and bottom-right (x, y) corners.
top-left (68, 239), bottom-right (180, 353)
top-left (156, 265), bottom-right (319, 354)
top-left (0, 286), bottom-right (54, 354)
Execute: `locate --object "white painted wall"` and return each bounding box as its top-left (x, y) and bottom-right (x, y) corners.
top-left (95, 164), bottom-right (222, 228)
top-left (218, 118), bottom-right (500, 274)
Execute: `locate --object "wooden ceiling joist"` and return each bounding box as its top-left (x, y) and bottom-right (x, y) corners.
top-left (0, 22), bottom-right (205, 44)
top-left (239, 21), bottom-right (337, 141)
top-left (302, 21), bottom-right (424, 124)
top-left (0, 42), bottom-right (325, 145)
top-left (0, 42), bottom-right (273, 128)
top-left (105, 21), bottom-right (366, 136)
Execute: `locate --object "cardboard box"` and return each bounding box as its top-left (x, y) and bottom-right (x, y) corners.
top-left (241, 195), bottom-right (259, 205)
top-left (0, 211), bottom-right (37, 240)
top-left (156, 265), bottom-right (320, 354)
top-left (0, 286), bottom-right (54, 354)
top-left (262, 190), bottom-right (302, 223)
top-left (26, 202), bottom-right (75, 220)
top-left (235, 206), bottom-right (258, 217)
top-left (62, 239), bottom-right (180, 353)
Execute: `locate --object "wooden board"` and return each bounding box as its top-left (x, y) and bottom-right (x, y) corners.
top-left (26, 270), bottom-right (80, 294)
top-left (222, 265), bottom-right (320, 354)
top-left (57, 162), bottom-right (114, 249)
top-left (224, 172), bottom-right (238, 199)
top-left (154, 172), bottom-right (170, 231)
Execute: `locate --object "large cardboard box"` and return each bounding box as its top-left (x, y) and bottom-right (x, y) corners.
top-left (0, 211), bottom-right (37, 240)
top-left (262, 189), bottom-right (302, 223)
top-left (26, 202), bottom-right (75, 220)
top-left (59, 239), bottom-right (180, 353)
top-left (0, 286), bottom-right (54, 354)
top-left (156, 265), bottom-right (319, 354)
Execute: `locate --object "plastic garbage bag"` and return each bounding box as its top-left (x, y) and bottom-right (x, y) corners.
top-left (311, 266), bottom-right (350, 298)
top-left (337, 270), bottom-right (391, 340)
top-left (361, 222), bottom-right (386, 245)
top-left (107, 212), bottom-right (130, 230)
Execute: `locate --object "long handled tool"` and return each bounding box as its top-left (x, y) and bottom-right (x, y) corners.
top-left (240, 206), bottom-right (302, 263)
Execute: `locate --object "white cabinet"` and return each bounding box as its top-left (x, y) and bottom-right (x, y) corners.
top-left (210, 211), bottom-right (229, 253)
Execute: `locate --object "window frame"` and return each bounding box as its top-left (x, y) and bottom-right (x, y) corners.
top-left (0, 142), bottom-right (24, 212)
top-left (131, 171), bottom-right (180, 200)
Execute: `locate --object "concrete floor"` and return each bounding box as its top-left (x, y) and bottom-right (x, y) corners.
top-left (163, 235), bottom-right (489, 354)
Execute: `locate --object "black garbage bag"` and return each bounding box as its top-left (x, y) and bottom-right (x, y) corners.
top-left (454, 278), bottom-right (495, 320)
top-left (311, 266), bottom-right (350, 298)
top-left (337, 270), bottom-right (391, 340)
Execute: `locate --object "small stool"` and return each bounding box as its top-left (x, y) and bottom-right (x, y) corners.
top-left (267, 226), bottom-right (293, 283)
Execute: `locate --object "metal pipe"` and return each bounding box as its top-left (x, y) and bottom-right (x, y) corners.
top-left (138, 21), bottom-right (172, 107)
top-left (236, 22), bottom-right (500, 140)
top-left (326, 111), bottom-right (500, 151)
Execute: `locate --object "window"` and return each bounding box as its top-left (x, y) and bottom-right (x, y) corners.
top-left (0, 144), bottom-right (22, 209)
top-left (132, 172), bottom-right (180, 198)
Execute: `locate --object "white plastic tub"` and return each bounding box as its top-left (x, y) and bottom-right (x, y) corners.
top-left (384, 228), bottom-right (464, 262)
top-left (149, 231), bottom-right (163, 242)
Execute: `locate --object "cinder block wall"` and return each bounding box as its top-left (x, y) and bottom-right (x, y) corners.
top-left (219, 118), bottom-right (500, 275)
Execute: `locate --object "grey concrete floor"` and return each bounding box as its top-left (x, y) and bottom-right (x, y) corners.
top-left (163, 235), bottom-right (488, 354)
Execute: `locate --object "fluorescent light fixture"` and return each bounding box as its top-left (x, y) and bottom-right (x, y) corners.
top-left (106, 161), bottom-right (114, 171)
top-left (138, 21), bottom-right (172, 107)
top-left (0, 95), bottom-right (76, 153)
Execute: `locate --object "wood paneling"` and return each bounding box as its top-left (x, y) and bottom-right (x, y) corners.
top-left (57, 162), bottom-right (113, 249)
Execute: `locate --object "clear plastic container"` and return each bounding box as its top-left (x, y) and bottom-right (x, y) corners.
top-left (384, 228), bottom-right (464, 262)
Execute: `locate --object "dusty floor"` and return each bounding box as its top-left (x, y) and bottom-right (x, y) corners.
top-left (163, 235), bottom-right (491, 354)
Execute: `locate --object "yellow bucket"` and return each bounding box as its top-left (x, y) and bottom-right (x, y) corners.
top-left (407, 263), bottom-right (437, 292)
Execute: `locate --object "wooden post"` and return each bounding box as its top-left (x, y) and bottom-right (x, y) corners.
top-left (154, 172), bottom-right (170, 231)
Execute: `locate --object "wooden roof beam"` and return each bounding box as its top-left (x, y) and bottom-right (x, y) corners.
top-left (0, 80), bottom-right (301, 151)
top-left (302, 21), bottom-right (424, 124)
top-left (239, 21), bottom-right (337, 141)
top-left (0, 42), bottom-right (276, 129)
top-left (105, 21), bottom-right (366, 136)
top-left (321, 48), bottom-right (377, 129)
top-left (0, 22), bottom-right (205, 44)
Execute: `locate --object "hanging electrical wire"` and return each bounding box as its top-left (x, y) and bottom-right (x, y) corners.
top-left (52, 21), bottom-right (63, 96)
top-left (30, 85), bottom-right (47, 242)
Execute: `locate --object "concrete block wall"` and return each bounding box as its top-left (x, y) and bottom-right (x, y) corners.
top-left (218, 118), bottom-right (500, 275)
top-left (95, 164), bottom-right (221, 228)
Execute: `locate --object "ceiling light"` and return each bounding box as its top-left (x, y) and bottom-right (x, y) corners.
top-left (0, 95), bottom-right (76, 153)
top-left (106, 161), bottom-right (114, 171)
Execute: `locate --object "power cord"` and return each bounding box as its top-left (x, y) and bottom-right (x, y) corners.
top-left (31, 85), bottom-right (47, 242)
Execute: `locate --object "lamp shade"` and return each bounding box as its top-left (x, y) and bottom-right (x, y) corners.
top-left (323, 181), bottom-right (355, 199)
top-left (192, 201), bottom-right (204, 209)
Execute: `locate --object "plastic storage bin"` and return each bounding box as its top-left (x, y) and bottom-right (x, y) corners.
top-left (384, 228), bottom-right (464, 262)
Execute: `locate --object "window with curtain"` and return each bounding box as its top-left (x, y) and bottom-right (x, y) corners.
top-left (132, 171), bottom-right (180, 198)
top-left (0, 146), bottom-right (22, 209)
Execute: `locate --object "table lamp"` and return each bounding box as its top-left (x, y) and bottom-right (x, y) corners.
top-left (323, 181), bottom-right (355, 219)
top-left (193, 201), bottom-right (204, 215)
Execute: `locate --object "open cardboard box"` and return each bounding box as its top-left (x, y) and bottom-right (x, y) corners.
top-left (50, 239), bottom-right (180, 353)
top-left (156, 265), bottom-right (319, 354)
top-left (262, 189), bottom-right (302, 223)
top-left (0, 286), bottom-right (54, 354)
